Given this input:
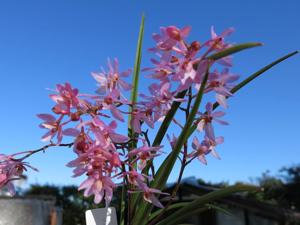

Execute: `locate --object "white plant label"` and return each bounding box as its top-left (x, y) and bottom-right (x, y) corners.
top-left (85, 207), bottom-right (118, 225)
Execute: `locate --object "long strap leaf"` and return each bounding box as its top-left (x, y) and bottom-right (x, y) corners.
top-left (128, 15), bottom-right (145, 137)
top-left (149, 202), bottom-right (228, 221)
top-left (207, 42), bottom-right (262, 60)
top-left (125, 15), bottom-right (145, 224)
top-left (149, 202), bottom-right (189, 220)
top-left (156, 184), bottom-right (258, 225)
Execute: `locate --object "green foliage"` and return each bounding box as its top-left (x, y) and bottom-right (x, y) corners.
top-left (249, 164), bottom-right (300, 211)
top-left (155, 184), bottom-right (258, 225)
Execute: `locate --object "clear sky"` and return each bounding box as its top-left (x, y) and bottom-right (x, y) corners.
top-left (0, 0), bottom-right (299, 187)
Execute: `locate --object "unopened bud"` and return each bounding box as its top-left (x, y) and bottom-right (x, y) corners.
top-left (52, 106), bottom-right (61, 114)
top-left (166, 26), bottom-right (181, 41)
top-left (71, 112), bottom-right (80, 121)
top-left (190, 41), bottom-right (201, 51)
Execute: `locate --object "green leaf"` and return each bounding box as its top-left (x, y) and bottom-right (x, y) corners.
top-left (128, 14), bottom-right (145, 137)
top-left (207, 42), bottom-right (262, 61)
top-left (187, 51), bottom-right (299, 138)
top-left (149, 202), bottom-right (227, 222)
top-left (127, 14), bottom-right (145, 221)
top-left (149, 202), bottom-right (189, 221)
top-left (205, 203), bottom-right (232, 216)
top-left (229, 50), bottom-right (298, 94)
top-left (155, 184), bottom-right (258, 225)
top-left (162, 207), bottom-right (208, 225)
top-left (177, 224), bottom-right (196, 225)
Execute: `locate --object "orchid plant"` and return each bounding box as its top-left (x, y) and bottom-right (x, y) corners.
top-left (0, 16), bottom-right (297, 225)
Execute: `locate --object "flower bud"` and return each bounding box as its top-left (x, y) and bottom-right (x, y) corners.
top-left (71, 112), bottom-right (80, 121)
top-left (52, 106), bottom-right (61, 114)
top-left (166, 26), bottom-right (181, 41)
top-left (190, 41), bottom-right (201, 51)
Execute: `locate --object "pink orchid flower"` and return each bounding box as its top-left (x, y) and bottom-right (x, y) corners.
top-left (143, 52), bottom-right (175, 83)
top-left (151, 26), bottom-right (191, 52)
top-left (0, 155), bottom-right (37, 195)
top-left (85, 117), bottom-right (129, 146)
top-left (139, 183), bottom-right (169, 208)
top-left (92, 58), bottom-right (132, 95)
top-left (197, 102), bottom-right (228, 140)
top-left (101, 89), bottom-right (125, 121)
top-left (50, 83), bottom-right (81, 115)
top-left (205, 69), bottom-right (240, 108)
top-left (128, 141), bottom-right (162, 170)
top-left (190, 136), bottom-right (210, 165)
top-left (190, 136), bottom-right (223, 164)
top-left (78, 175), bottom-right (115, 206)
top-left (122, 169), bottom-right (146, 187)
top-left (141, 82), bottom-right (183, 121)
top-left (37, 114), bottom-right (64, 143)
top-left (202, 136), bottom-right (224, 160)
top-left (205, 26), bottom-right (235, 66)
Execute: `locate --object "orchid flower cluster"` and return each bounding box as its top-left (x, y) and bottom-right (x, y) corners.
top-left (0, 25), bottom-right (253, 208)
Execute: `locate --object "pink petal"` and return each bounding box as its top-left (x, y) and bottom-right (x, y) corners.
top-left (109, 120), bottom-right (117, 130)
top-left (6, 182), bottom-right (16, 196)
top-left (211, 149), bottom-right (221, 159)
top-left (197, 120), bottom-right (205, 132)
top-left (109, 133), bottom-right (129, 143)
top-left (37, 114), bottom-right (56, 122)
top-left (216, 94), bottom-right (228, 108)
top-left (63, 128), bottom-right (80, 137)
top-left (215, 136), bottom-right (224, 145)
top-left (110, 105), bottom-right (124, 122)
top-left (210, 26), bottom-right (218, 39)
top-left (198, 155), bottom-right (208, 165)
top-left (94, 191), bottom-right (104, 204)
top-left (192, 136), bottom-right (200, 150)
top-left (212, 111), bottom-right (225, 117)
top-left (205, 102), bottom-right (213, 113)
top-left (149, 195), bottom-right (164, 208)
top-left (181, 26), bottom-right (191, 37)
top-left (79, 178), bottom-right (94, 191)
top-left (221, 27), bottom-right (235, 37)
top-left (41, 131), bottom-right (55, 142)
top-left (119, 80), bottom-right (132, 91)
top-left (214, 118), bottom-right (229, 125)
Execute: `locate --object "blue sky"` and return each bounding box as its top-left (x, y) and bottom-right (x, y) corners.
top-left (0, 0), bottom-right (299, 187)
